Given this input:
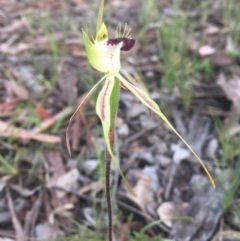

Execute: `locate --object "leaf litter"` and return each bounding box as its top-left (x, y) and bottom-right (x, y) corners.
top-left (0, 0), bottom-right (240, 240)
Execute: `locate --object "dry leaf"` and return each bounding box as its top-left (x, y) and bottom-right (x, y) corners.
top-left (217, 73), bottom-right (240, 108)
top-left (4, 80), bottom-right (29, 99)
top-left (6, 189), bottom-right (25, 241)
top-left (157, 202), bottom-right (188, 227)
top-left (32, 107), bottom-right (73, 133)
top-left (35, 105), bottom-right (52, 120)
top-left (126, 171), bottom-right (153, 214)
top-left (52, 169), bottom-right (79, 198)
top-left (45, 150), bottom-right (65, 181)
top-left (35, 222), bottom-right (64, 239)
top-left (209, 51), bottom-right (233, 67)
top-left (0, 99), bottom-right (20, 112)
top-left (0, 120), bottom-right (60, 143)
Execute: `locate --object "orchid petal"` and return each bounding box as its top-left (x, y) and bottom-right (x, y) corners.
top-left (96, 76), bottom-right (135, 195)
top-left (117, 73), bottom-right (215, 188)
top-left (120, 68), bottom-right (148, 92)
top-left (66, 74), bottom-right (107, 156)
top-left (107, 38), bottom-right (135, 51)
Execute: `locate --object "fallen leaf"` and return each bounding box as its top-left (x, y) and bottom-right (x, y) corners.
top-left (209, 51), bottom-right (233, 67)
top-left (44, 150), bottom-right (65, 182)
top-left (52, 169), bottom-right (79, 198)
top-left (4, 80), bottom-right (29, 99)
top-left (66, 38), bottom-right (84, 56)
top-left (0, 120), bottom-right (60, 143)
top-left (32, 107), bottom-right (73, 133)
top-left (157, 201), bottom-right (188, 227)
top-left (58, 63), bottom-right (77, 103)
top-left (35, 222), bottom-right (64, 239)
top-left (0, 19), bottom-right (25, 33)
top-left (0, 43), bottom-right (30, 55)
top-left (0, 239), bottom-right (15, 241)
top-left (0, 99), bottom-right (20, 112)
top-left (126, 171), bottom-right (154, 214)
top-left (35, 105), bottom-right (52, 120)
top-left (48, 203), bottom-right (74, 224)
top-left (6, 188), bottom-right (25, 241)
top-left (78, 180), bottom-right (103, 195)
top-left (217, 73), bottom-right (240, 109)
top-left (23, 190), bottom-right (43, 238)
top-left (172, 186), bottom-right (223, 241)
top-left (204, 25), bottom-right (220, 35)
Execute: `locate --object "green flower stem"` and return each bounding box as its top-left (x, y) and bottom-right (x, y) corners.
top-left (105, 128), bottom-right (115, 241)
top-left (105, 80), bottom-right (120, 241)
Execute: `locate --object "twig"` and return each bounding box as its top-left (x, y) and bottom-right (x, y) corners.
top-left (122, 128), bottom-right (147, 147)
top-left (32, 107), bottom-right (73, 133)
top-left (0, 120), bottom-right (60, 143)
top-left (6, 187), bottom-right (25, 241)
top-left (23, 190), bottom-right (43, 238)
top-left (0, 107), bottom-right (73, 144)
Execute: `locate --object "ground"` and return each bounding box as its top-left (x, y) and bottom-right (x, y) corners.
top-left (0, 0), bottom-right (240, 241)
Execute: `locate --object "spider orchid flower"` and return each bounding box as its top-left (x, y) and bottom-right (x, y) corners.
top-left (66, 0), bottom-right (215, 195)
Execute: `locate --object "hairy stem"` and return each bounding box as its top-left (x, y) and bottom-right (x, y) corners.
top-left (105, 78), bottom-right (119, 240)
top-left (106, 128), bottom-right (115, 241)
top-left (105, 150), bottom-right (112, 241)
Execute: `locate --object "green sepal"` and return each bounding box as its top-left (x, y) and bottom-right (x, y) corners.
top-left (109, 79), bottom-right (120, 128)
top-left (117, 73), bottom-right (215, 188)
top-left (96, 0), bottom-right (105, 39)
top-left (82, 28), bottom-right (107, 73)
top-left (66, 74), bottom-right (107, 156)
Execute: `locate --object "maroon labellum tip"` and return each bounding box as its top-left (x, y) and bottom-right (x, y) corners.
top-left (107, 38), bottom-right (135, 51)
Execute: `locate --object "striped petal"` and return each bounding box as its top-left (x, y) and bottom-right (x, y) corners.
top-left (66, 75), bottom-right (107, 156)
top-left (96, 75), bottom-right (135, 195)
top-left (117, 73), bottom-right (215, 188)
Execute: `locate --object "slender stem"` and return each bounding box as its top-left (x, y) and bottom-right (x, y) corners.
top-left (105, 152), bottom-right (112, 241)
top-left (106, 128), bottom-right (115, 241)
top-left (105, 79), bottom-right (119, 240)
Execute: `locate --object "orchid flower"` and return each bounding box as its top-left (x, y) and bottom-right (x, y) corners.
top-left (66, 0), bottom-right (215, 195)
